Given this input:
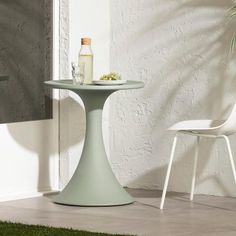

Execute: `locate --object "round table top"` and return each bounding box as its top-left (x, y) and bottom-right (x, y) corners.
top-left (44, 80), bottom-right (144, 91)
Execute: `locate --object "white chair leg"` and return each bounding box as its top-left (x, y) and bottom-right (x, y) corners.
top-left (190, 136), bottom-right (200, 201)
top-left (160, 135), bottom-right (178, 210)
top-left (222, 136), bottom-right (236, 184)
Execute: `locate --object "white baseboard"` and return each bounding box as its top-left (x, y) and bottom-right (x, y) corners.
top-left (0, 189), bottom-right (60, 202)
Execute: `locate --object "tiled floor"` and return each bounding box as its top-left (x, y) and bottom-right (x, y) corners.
top-left (0, 189), bottom-right (236, 235)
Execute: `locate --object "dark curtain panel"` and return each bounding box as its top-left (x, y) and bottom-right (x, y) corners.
top-left (0, 0), bottom-right (53, 123)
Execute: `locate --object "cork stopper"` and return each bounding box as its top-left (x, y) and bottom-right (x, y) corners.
top-left (81, 38), bottom-right (91, 45)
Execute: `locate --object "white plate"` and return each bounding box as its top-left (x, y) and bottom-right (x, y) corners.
top-left (92, 80), bottom-right (127, 85)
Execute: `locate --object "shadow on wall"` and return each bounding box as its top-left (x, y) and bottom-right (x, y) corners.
top-left (6, 96), bottom-right (85, 192)
top-left (110, 0), bottom-right (236, 196)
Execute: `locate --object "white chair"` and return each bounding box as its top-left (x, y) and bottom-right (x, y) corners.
top-left (160, 103), bottom-right (236, 209)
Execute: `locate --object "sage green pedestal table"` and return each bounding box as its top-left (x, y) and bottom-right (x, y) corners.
top-left (44, 80), bottom-right (144, 206)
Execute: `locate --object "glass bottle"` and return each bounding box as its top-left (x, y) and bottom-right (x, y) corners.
top-left (78, 38), bottom-right (93, 84)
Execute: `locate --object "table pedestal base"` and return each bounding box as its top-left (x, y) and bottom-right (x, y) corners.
top-left (52, 168), bottom-right (133, 206)
top-left (53, 90), bottom-right (134, 206)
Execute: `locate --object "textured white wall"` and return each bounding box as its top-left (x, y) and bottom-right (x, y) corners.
top-left (58, 0), bottom-right (70, 189)
top-left (109, 0), bottom-right (236, 197)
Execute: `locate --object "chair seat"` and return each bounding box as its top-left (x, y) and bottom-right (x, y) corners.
top-left (168, 120), bottom-right (225, 134)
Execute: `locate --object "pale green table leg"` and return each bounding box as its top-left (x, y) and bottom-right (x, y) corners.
top-left (53, 90), bottom-right (134, 206)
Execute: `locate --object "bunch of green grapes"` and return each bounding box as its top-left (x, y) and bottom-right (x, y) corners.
top-left (100, 72), bottom-right (121, 81)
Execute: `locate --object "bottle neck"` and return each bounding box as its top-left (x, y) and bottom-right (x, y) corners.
top-left (80, 45), bottom-right (93, 55)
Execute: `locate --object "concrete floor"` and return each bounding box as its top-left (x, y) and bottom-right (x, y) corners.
top-left (0, 189), bottom-right (236, 235)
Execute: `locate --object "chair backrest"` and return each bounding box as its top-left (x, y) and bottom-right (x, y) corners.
top-left (218, 102), bottom-right (236, 134)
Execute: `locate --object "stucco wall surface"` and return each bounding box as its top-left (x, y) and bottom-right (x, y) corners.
top-left (109, 0), bottom-right (236, 196)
